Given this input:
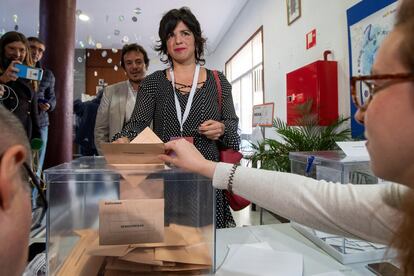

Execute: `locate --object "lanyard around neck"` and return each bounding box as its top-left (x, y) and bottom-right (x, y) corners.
top-left (170, 63), bottom-right (200, 134)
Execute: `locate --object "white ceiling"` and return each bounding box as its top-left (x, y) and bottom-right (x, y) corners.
top-left (1, 0), bottom-right (248, 59)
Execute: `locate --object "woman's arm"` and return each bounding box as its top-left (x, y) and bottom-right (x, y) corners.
top-left (42, 70), bottom-right (56, 112)
top-left (160, 139), bottom-right (402, 244)
top-left (213, 163), bottom-right (401, 244)
top-left (94, 87), bottom-right (111, 154)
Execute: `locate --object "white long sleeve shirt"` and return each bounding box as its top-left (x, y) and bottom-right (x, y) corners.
top-left (213, 163), bottom-right (405, 244)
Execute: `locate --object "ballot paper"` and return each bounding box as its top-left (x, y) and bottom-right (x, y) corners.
top-left (101, 127), bottom-right (165, 165)
top-left (154, 243), bottom-right (212, 265)
top-left (60, 224), bottom-right (213, 275)
top-left (216, 242), bottom-right (303, 276)
top-left (336, 141), bottom-right (369, 157)
top-left (130, 127), bottom-right (163, 144)
top-left (88, 225), bottom-right (188, 256)
top-left (56, 230), bottom-right (105, 276)
top-left (119, 178), bottom-right (164, 200)
top-left (99, 199), bottom-right (164, 245)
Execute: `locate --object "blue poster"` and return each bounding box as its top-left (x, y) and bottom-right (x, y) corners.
top-left (347, 0), bottom-right (397, 138)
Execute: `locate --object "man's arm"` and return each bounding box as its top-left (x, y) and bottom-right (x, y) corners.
top-left (94, 88), bottom-right (111, 155)
top-left (43, 70), bottom-right (56, 112)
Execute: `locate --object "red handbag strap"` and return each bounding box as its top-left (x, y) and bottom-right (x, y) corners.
top-left (212, 70), bottom-right (222, 113)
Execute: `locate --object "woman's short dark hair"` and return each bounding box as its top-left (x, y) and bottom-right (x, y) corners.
top-left (155, 7), bottom-right (206, 65)
top-left (120, 43), bottom-right (150, 69)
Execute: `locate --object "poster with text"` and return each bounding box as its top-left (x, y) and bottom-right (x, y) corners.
top-left (347, 0), bottom-right (397, 138)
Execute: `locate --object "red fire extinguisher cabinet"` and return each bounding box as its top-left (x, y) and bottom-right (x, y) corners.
top-left (286, 59), bottom-right (338, 126)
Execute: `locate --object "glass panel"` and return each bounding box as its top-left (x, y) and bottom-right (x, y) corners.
top-left (241, 74), bottom-right (253, 135)
top-left (225, 62), bottom-right (232, 82)
top-left (232, 79), bottom-right (241, 118)
top-left (252, 32), bottom-right (262, 67)
top-left (226, 29), bottom-right (263, 138)
top-left (231, 43), bottom-right (252, 81)
top-left (253, 65), bottom-right (263, 105)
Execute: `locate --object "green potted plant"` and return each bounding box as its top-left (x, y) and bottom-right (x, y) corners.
top-left (250, 100), bottom-right (351, 172)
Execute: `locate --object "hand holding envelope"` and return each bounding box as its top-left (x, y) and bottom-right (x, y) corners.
top-left (101, 127), bottom-right (165, 165)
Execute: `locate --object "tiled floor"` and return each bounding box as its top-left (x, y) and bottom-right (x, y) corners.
top-left (231, 205), bottom-right (282, 227)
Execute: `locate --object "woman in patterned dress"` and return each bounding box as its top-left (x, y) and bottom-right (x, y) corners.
top-left (113, 7), bottom-right (240, 228)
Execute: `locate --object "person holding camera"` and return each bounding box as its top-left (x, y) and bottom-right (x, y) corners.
top-left (0, 31), bottom-right (40, 141)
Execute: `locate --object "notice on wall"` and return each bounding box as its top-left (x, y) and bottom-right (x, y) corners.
top-left (252, 103), bottom-right (274, 127)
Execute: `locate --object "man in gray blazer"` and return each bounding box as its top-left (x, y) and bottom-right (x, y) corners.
top-left (94, 44), bottom-right (149, 154)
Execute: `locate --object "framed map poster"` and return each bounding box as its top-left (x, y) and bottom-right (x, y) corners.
top-left (347, 0), bottom-right (398, 138)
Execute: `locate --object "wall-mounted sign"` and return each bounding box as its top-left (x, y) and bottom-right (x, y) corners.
top-left (252, 103), bottom-right (274, 127)
top-left (306, 29), bottom-right (316, 49)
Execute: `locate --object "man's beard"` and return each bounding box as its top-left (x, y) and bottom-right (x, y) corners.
top-left (129, 74), bottom-right (143, 84)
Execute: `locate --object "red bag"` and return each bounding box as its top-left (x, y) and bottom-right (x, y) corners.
top-left (213, 70), bottom-right (251, 211)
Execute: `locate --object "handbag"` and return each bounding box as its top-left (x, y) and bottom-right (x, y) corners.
top-left (213, 70), bottom-right (251, 211)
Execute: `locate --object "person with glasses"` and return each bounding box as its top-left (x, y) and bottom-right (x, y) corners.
top-left (159, 0), bottom-right (414, 274)
top-left (0, 105), bottom-right (34, 276)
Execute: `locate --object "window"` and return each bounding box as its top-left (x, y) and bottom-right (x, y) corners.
top-left (225, 27), bottom-right (264, 143)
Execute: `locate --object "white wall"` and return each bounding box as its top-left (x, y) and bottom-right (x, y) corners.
top-left (207, 0), bottom-right (360, 139)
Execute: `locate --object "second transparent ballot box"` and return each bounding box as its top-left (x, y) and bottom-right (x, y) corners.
top-left (288, 151), bottom-right (395, 264)
top-left (44, 156), bottom-right (215, 275)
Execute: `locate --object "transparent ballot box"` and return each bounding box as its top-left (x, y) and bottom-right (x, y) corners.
top-left (44, 156), bottom-right (215, 275)
top-left (289, 150), bottom-right (378, 184)
top-left (289, 151), bottom-right (394, 264)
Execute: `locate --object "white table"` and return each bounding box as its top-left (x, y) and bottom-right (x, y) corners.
top-left (216, 223), bottom-right (377, 275)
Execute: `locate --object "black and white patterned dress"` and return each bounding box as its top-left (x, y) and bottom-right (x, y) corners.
top-left (113, 68), bottom-right (240, 228)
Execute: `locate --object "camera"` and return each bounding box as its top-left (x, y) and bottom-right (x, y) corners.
top-left (15, 63), bottom-right (43, 81)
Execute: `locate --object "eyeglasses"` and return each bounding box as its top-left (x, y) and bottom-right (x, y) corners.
top-left (23, 162), bottom-right (48, 231)
top-left (350, 73), bottom-right (414, 111)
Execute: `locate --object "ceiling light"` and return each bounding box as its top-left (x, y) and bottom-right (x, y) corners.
top-left (79, 13), bottom-right (90, 21)
top-left (133, 8), bottom-right (142, 15)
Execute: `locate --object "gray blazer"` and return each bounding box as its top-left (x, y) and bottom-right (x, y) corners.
top-left (94, 80), bottom-right (129, 155)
